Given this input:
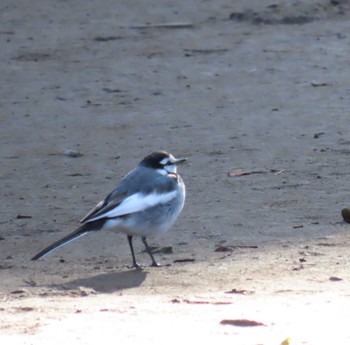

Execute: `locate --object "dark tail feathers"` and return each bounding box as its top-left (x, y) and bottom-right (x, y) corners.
top-left (31, 220), bottom-right (105, 260)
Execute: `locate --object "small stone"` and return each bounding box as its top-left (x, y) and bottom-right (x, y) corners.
top-left (63, 150), bottom-right (83, 158)
top-left (341, 208), bottom-right (350, 223)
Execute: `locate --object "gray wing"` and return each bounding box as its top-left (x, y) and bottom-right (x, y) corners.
top-left (80, 166), bottom-right (176, 223)
top-left (79, 192), bottom-right (127, 223)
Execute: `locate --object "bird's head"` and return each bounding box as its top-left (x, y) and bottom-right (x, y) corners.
top-left (140, 151), bottom-right (187, 174)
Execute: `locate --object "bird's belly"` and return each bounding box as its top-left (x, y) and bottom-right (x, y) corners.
top-left (103, 197), bottom-right (184, 237)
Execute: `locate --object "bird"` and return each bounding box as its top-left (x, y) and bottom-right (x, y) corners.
top-left (31, 151), bottom-right (187, 268)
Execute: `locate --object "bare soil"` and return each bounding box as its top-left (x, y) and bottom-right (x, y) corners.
top-left (2, 1), bottom-right (350, 344)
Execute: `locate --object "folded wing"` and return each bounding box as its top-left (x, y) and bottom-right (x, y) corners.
top-left (86, 190), bottom-right (177, 222)
top-left (80, 166), bottom-right (177, 224)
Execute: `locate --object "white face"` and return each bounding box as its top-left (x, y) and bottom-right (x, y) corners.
top-left (160, 155), bottom-right (177, 174)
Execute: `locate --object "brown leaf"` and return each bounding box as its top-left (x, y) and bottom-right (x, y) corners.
top-left (227, 169), bottom-right (253, 177)
top-left (184, 299), bottom-right (233, 305)
top-left (220, 319), bottom-right (266, 327)
top-left (228, 168), bottom-right (285, 177)
top-left (93, 36), bottom-right (123, 42)
top-left (227, 169), bottom-right (268, 177)
top-left (215, 245), bottom-right (258, 252)
top-left (10, 289), bottom-right (27, 294)
top-left (130, 23), bottom-right (194, 29)
top-left (16, 214), bottom-right (32, 219)
top-left (311, 82), bottom-right (331, 87)
top-left (292, 265), bottom-right (304, 271)
top-left (63, 150), bottom-right (83, 158)
top-left (173, 258), bottom-right (195, 263)
top-left (16, 307), bottom-right (35, 312)
top-left (225, 288), bottom-right (255, 295)
top-left (215, 245), bottom-right (234, 252)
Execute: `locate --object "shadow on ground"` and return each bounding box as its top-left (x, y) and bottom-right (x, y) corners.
top-left (56, 269), bottom-right (148, 293)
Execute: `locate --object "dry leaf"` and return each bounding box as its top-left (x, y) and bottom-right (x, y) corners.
top-left (280, 338), bottom-right (292, 345)
top-left (220, 319), bottom-right (266, 327)
top-left (225, 288), bottom-right (255, 295)
top-left (173, 258), bottom-right (195, 263)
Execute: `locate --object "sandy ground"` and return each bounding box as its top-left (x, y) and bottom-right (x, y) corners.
top-left (2, 0), bottom-right (350, 344)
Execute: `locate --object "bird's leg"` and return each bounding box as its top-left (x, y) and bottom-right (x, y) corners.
top-left (141, 236), bottom-right (160, 267)
top-left (127, 235), bottom-right (141, 269)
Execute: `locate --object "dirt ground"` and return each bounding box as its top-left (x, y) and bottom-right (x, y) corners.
top-left (2, 0), bottom-right (350, 344)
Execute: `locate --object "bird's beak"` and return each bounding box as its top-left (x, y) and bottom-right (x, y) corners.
top-left (175, 157), bottom-right (188, 165)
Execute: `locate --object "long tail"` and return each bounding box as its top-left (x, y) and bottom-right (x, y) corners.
top-left (31, 220), bottom-right (105, 261)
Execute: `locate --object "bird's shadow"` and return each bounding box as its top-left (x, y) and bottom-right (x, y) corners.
top-left (52, 269), bottom-right (147, 294)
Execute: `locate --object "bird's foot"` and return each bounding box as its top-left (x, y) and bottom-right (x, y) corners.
top-left (128, 261), bottom-right (161, 269)
top-left (128, 262), bottom-right (144, 270)
top-left (150, 261), bottom-right (161, 267)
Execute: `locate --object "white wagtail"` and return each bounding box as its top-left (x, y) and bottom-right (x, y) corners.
top-left (31, 151), bottom-right (187, 268)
